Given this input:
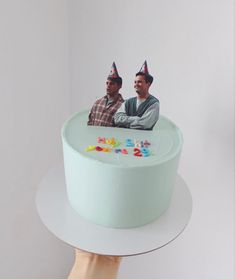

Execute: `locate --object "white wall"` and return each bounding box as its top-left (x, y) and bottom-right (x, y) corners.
top-left (0, 0), bottom-right (234, 278)
top-left (68, 0), bottom-right (234, 278)
top-left (0, 1), bottom-right (72, 278)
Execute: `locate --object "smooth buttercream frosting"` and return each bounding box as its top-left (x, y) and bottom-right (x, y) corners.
top-left (62, 110), bottom-right (182, 167)
top-left (62, 110), bottom-right (183, 228)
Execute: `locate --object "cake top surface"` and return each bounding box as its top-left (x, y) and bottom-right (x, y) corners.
top-left (62, 110), bottom-right (183, 168)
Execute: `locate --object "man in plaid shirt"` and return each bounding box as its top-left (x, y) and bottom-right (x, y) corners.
top-left (88, 62), bottom-right (124, 127)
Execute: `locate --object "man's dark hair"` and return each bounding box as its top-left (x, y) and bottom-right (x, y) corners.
top-left (136, 72), bottom-right (153, 85)
top-left (108, 76), bottom-right (122, 86)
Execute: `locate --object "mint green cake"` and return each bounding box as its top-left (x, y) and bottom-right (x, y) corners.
top-left (62, 110), bottom-right (183, 228)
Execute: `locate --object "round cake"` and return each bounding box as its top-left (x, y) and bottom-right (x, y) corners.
top-left (61, 110), bottom-right (183, 228)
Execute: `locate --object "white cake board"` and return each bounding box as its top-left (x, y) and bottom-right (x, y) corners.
top-left (36, 164), bottom-right (192, 257)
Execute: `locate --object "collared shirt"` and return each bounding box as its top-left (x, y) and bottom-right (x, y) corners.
top-left (113, 95), bottom-right (159, 130)
top-left (88, 93), bottom-right (124, 127)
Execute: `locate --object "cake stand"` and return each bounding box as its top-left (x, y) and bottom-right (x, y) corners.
top-left (36, 163), bottom-right (192, 279)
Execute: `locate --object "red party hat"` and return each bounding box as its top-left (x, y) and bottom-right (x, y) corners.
top-left (108, 62), bottom-right (120, 78)
top-left (139, 60), bottom-right (149, 74)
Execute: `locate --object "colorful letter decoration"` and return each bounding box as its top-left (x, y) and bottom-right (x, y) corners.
top-left (126, 139), bottom-right (134, 147)
top-left (85, 145), bottom-right (96, 152)
top-left (121, 149), bottom-right (128, 154)
top-left (86, 137), bottom-right (151, 157)
top-left (141, 147), bottom-right (150, 157)
top-left (133, 148), bottom-right (142, 157)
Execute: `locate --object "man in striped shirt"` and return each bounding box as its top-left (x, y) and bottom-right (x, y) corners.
top-left (88, 62), bottom-right (124, 127)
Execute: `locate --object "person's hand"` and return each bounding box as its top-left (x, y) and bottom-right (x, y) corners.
top-left (68, 248), bottom-right (122, 279)
top-left (75, 248), bottom-right (122, 263)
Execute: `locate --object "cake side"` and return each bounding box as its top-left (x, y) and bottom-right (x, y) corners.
top-left (62, 110), bottom-right (183, 228)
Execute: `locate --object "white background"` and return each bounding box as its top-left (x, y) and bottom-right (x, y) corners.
top-left (0, 0), bottom-right (234, 278)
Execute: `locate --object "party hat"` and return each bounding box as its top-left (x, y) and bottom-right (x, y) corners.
top-left (108, 62), bottom-right (120, 78)
top-left (139, 60), bottom-right (149, 74)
